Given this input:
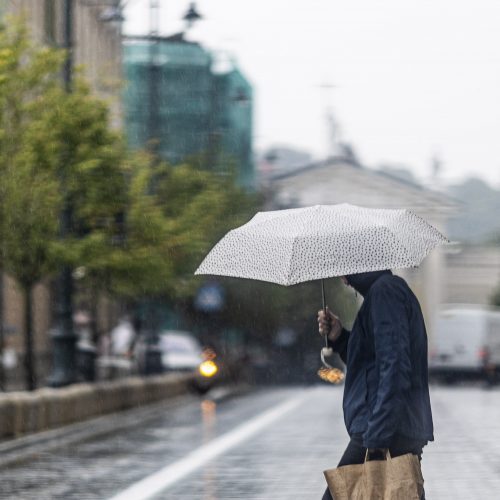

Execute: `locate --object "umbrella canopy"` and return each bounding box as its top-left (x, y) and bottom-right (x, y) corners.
top-left (195, 204), bottom-right (449, 286)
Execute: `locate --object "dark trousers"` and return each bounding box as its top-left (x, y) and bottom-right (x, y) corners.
top-left (322, 434), bottom-right (426, 500)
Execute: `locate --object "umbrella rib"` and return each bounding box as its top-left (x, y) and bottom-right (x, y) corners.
top-left (284, 233), bottom-right (299, 286)
top-left (283, 208), bottom-right (319, 285)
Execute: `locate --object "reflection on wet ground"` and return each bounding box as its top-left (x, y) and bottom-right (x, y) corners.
top-left (0, 385), bottom-right (499, 499)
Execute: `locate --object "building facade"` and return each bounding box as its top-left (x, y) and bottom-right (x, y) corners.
top-left (123, 36), bottom-right (213, 164)
top-left (266, 156), bottom-right (458, 343)
top-left (0, 0), bottom-right (122, 383)
top-left (3, 0), bottom-right (123, 127)
top-left (123, 35), bottom-right (254, 189)
top-left (213, 66), bottom-right (253, 187)
top-left (443, 244), bottom-right (500, 305)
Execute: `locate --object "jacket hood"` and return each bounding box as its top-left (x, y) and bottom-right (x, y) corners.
top-left (345, 270), bottom-right (392, 297)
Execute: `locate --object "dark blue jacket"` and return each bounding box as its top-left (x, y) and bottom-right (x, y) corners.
top-left (330, 270), bottom-right (434, 449)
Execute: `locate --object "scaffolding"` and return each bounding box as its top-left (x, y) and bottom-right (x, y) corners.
top-left (123, 36), bottom-right (254, 189)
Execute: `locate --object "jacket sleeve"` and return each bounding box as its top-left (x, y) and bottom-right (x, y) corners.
top-left (363, 285), bottom-right (412, 449)
top-left (328, 328), bottom-right (350, 365)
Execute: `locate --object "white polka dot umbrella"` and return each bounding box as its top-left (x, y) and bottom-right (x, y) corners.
top-left (195, 204), bottom-right (448, 285)
top-left (195, 204), bottom-right (448, 381)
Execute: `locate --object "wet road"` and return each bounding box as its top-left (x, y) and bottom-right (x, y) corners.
top-left (0, 384), bottom-right (500, 499)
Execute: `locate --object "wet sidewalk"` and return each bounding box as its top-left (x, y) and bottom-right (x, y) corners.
top-left (1, 384), bottom-right (500, 499)
top-left (159, 385), bottom-right (500, 500)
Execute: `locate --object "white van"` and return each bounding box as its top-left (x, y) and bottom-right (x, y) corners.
top-left (429, 305), bottom-right (500, 383)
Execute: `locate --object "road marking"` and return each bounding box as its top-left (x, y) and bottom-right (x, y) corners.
top-left (107, 393), bottom-right (306, 500)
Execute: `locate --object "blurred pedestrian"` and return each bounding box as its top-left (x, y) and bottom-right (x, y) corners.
top-left (110, 316), bottom-right (136, 358)
top-left (318, 270), bottom-right (433, 500)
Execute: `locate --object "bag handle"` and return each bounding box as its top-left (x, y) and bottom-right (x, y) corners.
top-left (364, 449), bottom-right (392, 463)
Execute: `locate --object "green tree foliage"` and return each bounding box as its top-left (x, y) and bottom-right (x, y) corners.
top-left (154, 161), bottom-right (259, 297)
top-left (0, 19), bottom-right (126, 280)
top-left (100, 153), bottom-right (260, 301)
top-left (0, 18), bottom-right (293, 389)
top-left (0, 19), bottom-right (126, 389)
top-left (0, 20), bottom-right (65, 390)
top-left (42, 78), bottom-right (126, 238)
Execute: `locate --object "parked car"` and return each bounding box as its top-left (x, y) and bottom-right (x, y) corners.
top-left (137, 330), bottom-right (219, 393)
top-left (158, 331), bottom-right (204, 372)
top-left (429, 305), bottom-right (500, 384)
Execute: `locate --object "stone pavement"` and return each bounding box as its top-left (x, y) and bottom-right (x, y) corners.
top-left (160, 385), bottom-right (500, 499)
top-left (423, 385), bottom-right (500, 499)
top-left (1, 384), bottom-right (500, 499)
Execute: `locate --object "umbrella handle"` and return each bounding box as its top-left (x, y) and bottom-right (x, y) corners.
top-left (320, 279), bottom-right (337, 368)
top-left (321, 278), bottom-right (326, 311)
top-left (321, 279), bottom-right (329, 348)
top-left (321, 347), bottom-right (334, 368)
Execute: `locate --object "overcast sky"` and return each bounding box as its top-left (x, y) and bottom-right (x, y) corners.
top-left (123, 0), bottom-right (500, 188)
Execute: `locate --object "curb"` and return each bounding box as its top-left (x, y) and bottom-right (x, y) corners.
top-left (0, 373), bottom-right (193, 441)
top-left (0, 383), bottom-right (251, 469)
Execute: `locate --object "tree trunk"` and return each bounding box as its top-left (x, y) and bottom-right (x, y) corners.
top-left (23, 285), bottom-right (36, 391)
top-left (89, 284), bottom-right (99, 345)
top-left (0, 271), bottom-right (5, 391)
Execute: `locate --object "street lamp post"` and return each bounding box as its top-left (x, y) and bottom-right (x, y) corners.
top-left (48, 0), bottom-right (78, 388)
top-left (48, 0), bottom-right (129, 386)
top-left (183, 2), bottom-right (202, 29)
top-left (140, 1), bottom-right (202, 375)
top-left (139, 0), bottom-right (163, 376)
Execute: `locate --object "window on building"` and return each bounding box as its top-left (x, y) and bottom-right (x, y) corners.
top-left (44, 0), bottom-right (56, 44)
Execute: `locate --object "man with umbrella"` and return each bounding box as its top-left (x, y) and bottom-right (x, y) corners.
top-left (196, 204), bottom-right (446, 498)
top-left (318, 270), bottom-right (433, 500)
